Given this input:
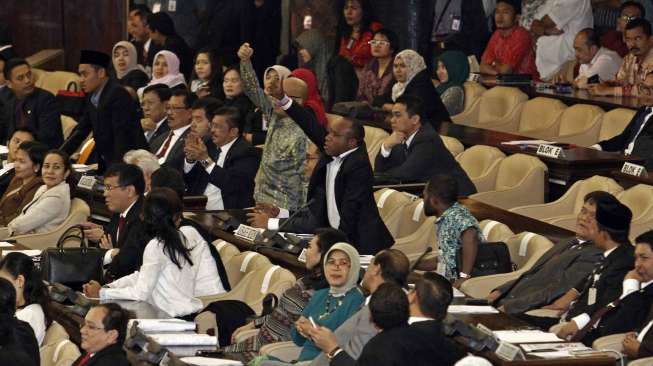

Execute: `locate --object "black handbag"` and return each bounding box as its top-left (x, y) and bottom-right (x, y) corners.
top-left (41, 225), bottom-right (104, 290)
top-left (461, 241), bottom-right (513, 277)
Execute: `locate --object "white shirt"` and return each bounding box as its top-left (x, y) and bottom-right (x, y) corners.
top-left (535, 0), bottom-right (593, 80)
top-left (157, 124), bottom-right (191, 164)
top-left (183, 137), bottom-right (238, 210)
top-left (639, 320), bottom-right (653, 342)
top-left (145, 117), bottom-right (167, 142)
top-left (576, 47), bottom-right (622, 82)
top-left (103, 199), bottom-right (139, 265)
top-left (17, 303), bottom-right (46, 346)
top-left (0, 162), bottom-right (14, 177)
top-left (380, 129), bottom-right (418, 158)
top-left (326, 147), bottom-right (358, 228)
top-left (625, 108), bottom-right (653, 155)
top-left (100, 226), bottom-right (225, 317)
top-left (408, 316), bottom-right (433, 325)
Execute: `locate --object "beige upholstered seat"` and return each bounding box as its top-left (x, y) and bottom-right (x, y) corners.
top-left (617, 184), bottom-right (653, 239)
top-left (478, 220), bottom-right (515, 243)
top-left (462, 81), bottom-right (487, 112)
top-left (391, 216), bottom-right (437, 263)
top-left (61, 116), bottom-right (77, 140)
top-left (591, 333), bottom-right (626, 355)
top-left (510, 176), bottom-right (623, 225)
top-left (212, 239), bottom-right (240, 264)
top-left (222, 251), bottom-right (271, 288)
top-left (441, 135), bottom-right (464, 157)
top-left (451, 86), bottom-right (527, 127)
top-left (470, 154), bottom-right (548, 210)
top-left (40, 321), bottom-right (81, 366)
top-left (546, 104), bottom-right (605, 146)
top-left (598, 108), bottom-right (636, 142)
top-left (260, 341), bottom-right (302, 362)
top-left (456, 145), bottom-right (506, 192)
top-left (34, 70), bottom-right (81, 94)
top-left (11, 198), bottom-right (90, 250)
top-left (461, 232), bottom-right (554, 299)
top-left (486, 97), bottom-right (567, 134)
top-left (393, 199), bottom-right (430, 239)
top-left (630, 357), bottom-right (653, 365)
top-left (374, 189), bottom-right (419, 239)
top-left (364, 125), bottom-right (389, 169)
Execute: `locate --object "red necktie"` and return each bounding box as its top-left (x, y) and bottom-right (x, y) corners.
top-left (76, 353), bottom-right (92, 366)
top-left (156, 131), bottom-right (174, 158)
top-left (117, 215), bottom-right (126, 246)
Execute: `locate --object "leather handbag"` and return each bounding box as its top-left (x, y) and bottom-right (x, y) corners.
top-left (457, 241), bottom-right (513, 277)
top-left (41, 225), bottom-right (104, 290)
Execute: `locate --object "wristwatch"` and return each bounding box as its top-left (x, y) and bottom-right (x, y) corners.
top-left (459, 272), bottom-right (471, 279)
top-left (200, 157), bottom-right (214, 169)
top-left (326, 347), bottom-right (342, 359)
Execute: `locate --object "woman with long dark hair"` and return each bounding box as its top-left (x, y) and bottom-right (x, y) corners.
top-left (0, 252), bottom-right (51, 346)
top-left (189, 48), bottom-right (224, 99)
top-left (83, 188), bottom-right (225, 317)
top-left (0, 277), bottom-right (39, 366)
top-left (336, 0), bottom-right (381, 71)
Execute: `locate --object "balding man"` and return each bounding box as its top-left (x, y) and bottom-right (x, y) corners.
top-left (573, 28), bottom-right (622, 89)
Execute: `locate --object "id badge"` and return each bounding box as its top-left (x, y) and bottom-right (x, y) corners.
top-left (587, 288), bottom-right (597, 306)
top-left (168, 0), bottom-right (177, 12)
top-left (451, 16), bottom-right (461, 32)
top-left (152, 2), bottom-right (161, 13)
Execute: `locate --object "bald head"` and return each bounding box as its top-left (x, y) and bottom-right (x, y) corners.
top-left (283, 78), bottom-right (308, 105)
top-left (574, 28), bottom-right (600, 64)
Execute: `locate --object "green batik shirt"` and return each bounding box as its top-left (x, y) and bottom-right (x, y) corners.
top-left (240, 60), bottom-right (308, 211)
top-left (436, 202), bottom-right (483, 280)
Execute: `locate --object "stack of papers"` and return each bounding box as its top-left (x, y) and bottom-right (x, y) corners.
top-left (2, 249), bottom-right (41, 257)
top-left (129, 319), bottom-right (196, 333)
top-left (149, 333), bottom-right (218, 346)
top-left (521, 342), bottom-right (593, 359)
top-left (448, 305), bottom-right (499, 314)
top-left (180, 357), bottom-right (243, 366)
top-left (493, 330), bottom-right (563, 343)
top-left (501, 140), bottom-right (555, 146)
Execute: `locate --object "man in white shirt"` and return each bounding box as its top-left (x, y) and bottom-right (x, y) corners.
top-left (532, 0), bottom-right (593, 80)
top-left (149, 89), bottom-right (193, 173)
top-left (573, 28), bottom-right (622, 89)
top-left (141, 84), bottom-right (171, 144)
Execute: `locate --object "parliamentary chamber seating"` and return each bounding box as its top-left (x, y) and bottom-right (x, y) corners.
top-left (456, 145), bottom-right (506, 193)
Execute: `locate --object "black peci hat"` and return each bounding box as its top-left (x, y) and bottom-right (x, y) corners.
top-left (79, 50), bottom-right (110, 69)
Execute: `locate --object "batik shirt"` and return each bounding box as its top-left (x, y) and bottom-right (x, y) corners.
top-left (436, 202), bottom-right (483, 280)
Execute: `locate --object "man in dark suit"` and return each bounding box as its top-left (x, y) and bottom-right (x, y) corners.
top-left (62, 50), bottom-right (148, 173)
top-left (127, 5), bottom-right (154, 67)
top-left (0, 127), bottom-right (35, 197)
top-left (150, 89), bottom-right (193, 173)
top-left (81, 163), bottom-right (149, 281)
top-left (489, 191), bottom-right (611, 315)
top-left (146, 12), bottom-right (194, 78)
top-left (184, 105), bottom-right (260, 209)
top-left (0, 58), bottom-right (63, 149)
top-left (141, 84), bottom-right (171, 145)
top-left (574, 230), bottom-right (653, 345)
top-left (263, 90), bottom-right (394, 255)
top-left (552, 200), bottom-right (634, 340)
top-left (374, 95), bottom-right (476, 195)
top-left (72, 303), bottom-right (130, 366)
top-left (624, 316), bottom-right (653, 359)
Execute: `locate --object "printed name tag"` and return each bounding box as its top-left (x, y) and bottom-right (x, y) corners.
top-left (77, 175), bottom-right (97, 190)
top-left (587, 288), bottom-right (597, 306)
top-left (234, 224), bottom-right (263, 242)
top-left (496, 341), bottom-right (525, 361)
top-left (536, 144), bottom-right (563, 159)
top-left (297, 248), bottom-right (308, 263)
top-left (621, 162), bottom-right (647, 177)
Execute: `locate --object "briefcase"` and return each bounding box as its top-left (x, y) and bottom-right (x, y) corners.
top-left (469, 241), bottom-right (513, 277)
top-left (41, 225), bottom-right (104, 290)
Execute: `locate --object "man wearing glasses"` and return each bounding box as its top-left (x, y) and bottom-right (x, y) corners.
top-left (149, 88), bottom-right (194, 173)
top-left (601, 2), bottom-right (645, 57)
top-left (73, 303), bottom-right (130, 366)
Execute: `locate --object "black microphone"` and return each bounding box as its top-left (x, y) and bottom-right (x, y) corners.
top-left (409, 246), bottom-right (434, 272)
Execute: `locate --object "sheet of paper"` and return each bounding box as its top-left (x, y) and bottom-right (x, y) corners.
top-left (1, 249), bottom-right (41, 257)
top-left (149, 333), bottom-right (218, 346)
top-left (528, 351), bottom-right (574, 359)
top-left (129, 318), bottom-right (196, 333)
top-left (448, 305), bottom-right (499, 314)
top-left (0, 242), bottom-right (14, 248)
top-left (521, 342), bottom-right (588, 352)
top-left (500, 140), bottom-right (555, 146)
top-left (180, 357), bottom-right (243, 366)
top-left (493, 330), bottom-right (563, 344)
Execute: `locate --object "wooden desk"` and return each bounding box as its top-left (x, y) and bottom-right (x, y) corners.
top-left (439, 122), bottom-right (643, 199)
top-left (611, 171), bottom-right (653, 189)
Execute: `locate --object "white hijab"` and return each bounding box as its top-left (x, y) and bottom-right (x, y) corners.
top-left (391, 49), bottom-right (427, 102)
top-left (111, 41), bottom-right (145, 79)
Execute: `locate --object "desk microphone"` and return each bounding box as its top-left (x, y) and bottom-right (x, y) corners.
top-left (409, 246), bottom-right (434, 272)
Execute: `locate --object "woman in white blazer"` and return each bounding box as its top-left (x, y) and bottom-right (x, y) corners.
top-left (6, 150), bottom-right (71, 235)
top-left (83, 187), bottom-right (225, 317)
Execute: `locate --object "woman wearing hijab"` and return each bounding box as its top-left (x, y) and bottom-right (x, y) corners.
top-left (435, 50), bottom-right (470, 116)
top-left (376, 49), bottom-right (450, 129)
top-left (258, 243), bottom-right (364, 366)
top-left (112, 41), bottom-right (149, 96)
top-left (290, 68), bottom-right (328, 126)
top-left (244, 65), bottom-right (291, 145)
top-left (296, 29), bottom-right (358, 108)
top-left (137, 50), bottom-right (187, 99)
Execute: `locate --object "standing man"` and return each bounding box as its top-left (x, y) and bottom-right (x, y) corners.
top-left (62, 50), bottom-right (148, 173)
top-left (0, 58), bottom-right (63, 149)
top-left (128, 5), bottom-right (157, 67)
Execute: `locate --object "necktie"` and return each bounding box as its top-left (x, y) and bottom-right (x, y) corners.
top-left (156, 131), bottom-right (174, 158)
top-left (76, 353), bottom-right (92, 366)
top-left (14, 99), bottom-right (26, 128)
top-left (627, 107), bottom-right (652, 147)
top-left (400, 142), bottom-right (409, 160)
top-left (117, 215), bottom-right (126, 246)
top-left (213, 147), bottom-right (222, 162)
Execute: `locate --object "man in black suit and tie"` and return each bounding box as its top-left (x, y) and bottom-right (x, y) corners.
top-left (594, 72), bottom-right (653, 169)
top-left (80, 163), bottom-right (150, 281)
top-left (0, 58), bottom-right (63, 149)
top-left (150, 89), bottom-right (194, 173)
top-left (571, 230), bottom-right (653, 345)
top-left (489, 191), bottom-right (611, 315)
top-left (184, 105), bottom-right (260, 209)
top-left (0, 127), bottom-right (35, 197)
top-left (141, 84), bottom-right (171, 145)
top-left (374, 95), bottom-right (476, 196)
top-left (62, 50), bottom-right (148, 173)
top-left (551, 200), bottom-right (634, 340)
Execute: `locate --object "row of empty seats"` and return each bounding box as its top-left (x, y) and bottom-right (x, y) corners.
top-left (451, 84), bottom-right (635, 147)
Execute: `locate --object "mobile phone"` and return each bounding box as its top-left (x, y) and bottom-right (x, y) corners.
top-left (309, 316), bottom-right (317, 328)
top-left (587, 74), bottom-right (600, 85)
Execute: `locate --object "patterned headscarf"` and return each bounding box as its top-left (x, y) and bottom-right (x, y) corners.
top-left (324, 243), bottom-right (361, 297)
top-left (391, 49), bottom-right (427, 102)
top-left (111, 41), bottom-right (145, 79)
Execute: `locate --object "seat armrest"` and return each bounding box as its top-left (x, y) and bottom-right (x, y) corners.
top-left (260, 341), bottom-right (302, 362)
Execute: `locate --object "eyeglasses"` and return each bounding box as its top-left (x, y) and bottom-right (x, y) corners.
top-left (103, 184), bottom-right (126, 192)
top-left (620, 15), bottom-right (638, 22)
top-left (326, 259), bottom-right (351, 268)
top-left (80, 321), bottom-right (105, 331)
top-left (368, 40), bottom-right (390, 47)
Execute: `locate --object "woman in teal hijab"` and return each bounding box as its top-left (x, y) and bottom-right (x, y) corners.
top-left (435, 50), bottom-right (470, 116)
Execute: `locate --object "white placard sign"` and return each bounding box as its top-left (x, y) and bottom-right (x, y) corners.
top-left (495, 341), bottom-right (525, 361)
top-left (77, 175), bottom-right (97, 190)
top-left (536, 144), bottom-right (563, 159)
top-left (621, 162), bottom-right (647, 177)
top-left (234, 225), bottom-right (262, 242)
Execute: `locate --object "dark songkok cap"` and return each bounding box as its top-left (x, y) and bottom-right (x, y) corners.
top-left (595, 200), bottom-right (632, 232)
top-left (79, 50), bottom-right (110, 69)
